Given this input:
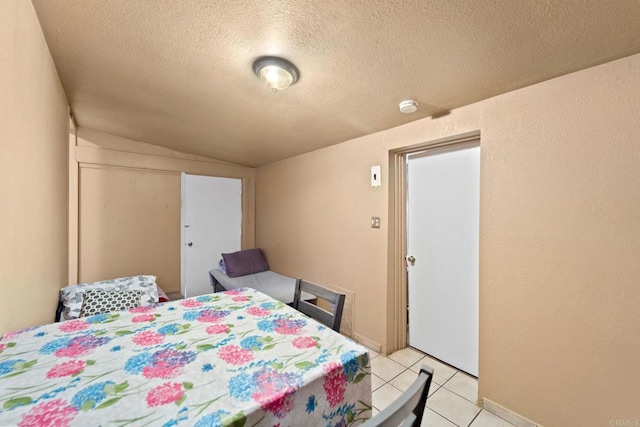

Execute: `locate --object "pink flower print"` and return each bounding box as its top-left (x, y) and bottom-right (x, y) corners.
top-left (59, 320), bottom-right (90, 333)
top-left (55, 335), bottom-right (110, 357)
top-left (228, 367), bottom-right (302, 419)
top-left (18, 399), bottom-right (77, 427)
top-left (206, 324), bottom-right (229, 335)
top-left (2, 330), bottom-right (21, 339)
top-left (253, 370), bottom-right (279, 397)
top-left (292, 336), bottom-right (318, 349)
top-left (246, 306), bottom-right (270, 317)
top-left (223, 289), bottom-right (244, 295)
top-left (247, 368), bottom-right (301, 419)
top-left (129, 305), bottom-right (155, 313)
top-left (219, 345), bottom-right (254, 365)
top-left (259, 391), bottom-right (294, 419)
top-left (46, 360), bottom-right (86, 378)
top-left (274, 318), bottom-right (306, 335)
top-left (138, 348), bottom-right (196, 379)
top-left (232, 295), bottom-right (249, 302)
top-left (0, 343), bottom-right (5, 353)
top-left (56, 345), bottom-right (85, 358)
top-left (132, 314), bottom-right (155, 323)
top-left (180, 299), bottom-right (203, 308)
top-left (198, 309), bottom-right (229, 323)
top-left (322, 362), bottom-right (347, 407)
top-left (142, 361), bottom-right (182, 379)
top-left (132, 331), bottom-right (164, 346)
top-left (146, 382), bottom-right (184, 407)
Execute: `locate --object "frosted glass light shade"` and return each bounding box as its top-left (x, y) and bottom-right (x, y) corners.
top-left (253, 57), bottom-right (299, 92)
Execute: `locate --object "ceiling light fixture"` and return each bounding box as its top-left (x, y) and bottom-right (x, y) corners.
top-left (253, 56), bottom-right (299, 92)
top-left (399, 100), bottom-right (419, 113)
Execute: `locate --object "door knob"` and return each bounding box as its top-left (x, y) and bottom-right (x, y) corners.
top-left (187, 242), bottom-right (193, 247)
top-left (407, 255), bottom-right (416, 266)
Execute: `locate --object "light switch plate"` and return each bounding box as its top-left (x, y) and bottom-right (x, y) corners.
top-left (371, 216), bottom-right (381, 228)
top-left (371, 165), bottom-right (381, 187)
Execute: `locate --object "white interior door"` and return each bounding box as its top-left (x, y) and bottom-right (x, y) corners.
top-left (181, 174), bottom-right (242, 297)
top-left (407, 142), bottom-right (480, 376)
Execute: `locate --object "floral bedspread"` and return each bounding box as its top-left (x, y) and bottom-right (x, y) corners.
top-left (0, 288), bottom-right (371, 426)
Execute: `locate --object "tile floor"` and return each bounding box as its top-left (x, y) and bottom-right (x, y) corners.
top-left (368, 346), bottom-right (516, 427)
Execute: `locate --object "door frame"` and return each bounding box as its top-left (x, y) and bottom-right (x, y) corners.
top-left (386, 130), bottom-right (481, 354)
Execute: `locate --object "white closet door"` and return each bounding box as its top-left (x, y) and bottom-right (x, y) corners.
top-left (181, 174), bottom-right (242, 297)
top-left (407, 143), bottom-right (480, 376)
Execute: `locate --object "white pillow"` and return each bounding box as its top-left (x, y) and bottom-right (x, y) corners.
top-left (61, 275), bottom-right (158, 320)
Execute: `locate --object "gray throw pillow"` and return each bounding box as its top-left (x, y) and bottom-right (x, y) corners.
top-left (222, 248), bottom-right (269, 277)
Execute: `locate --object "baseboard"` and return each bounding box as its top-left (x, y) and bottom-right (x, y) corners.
top-left (352, 333), bottom-right (381, 353)
top-left (482, 398), bottom-right (539, 427)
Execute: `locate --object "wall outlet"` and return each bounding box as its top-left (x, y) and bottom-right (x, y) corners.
top-left (371, 216), bottom-right (381, 228)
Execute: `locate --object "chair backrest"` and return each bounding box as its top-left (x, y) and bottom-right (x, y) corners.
top-left (293, 278), bottom-right (346, 332)
top-left (362, 364), bottom-right (434, 427)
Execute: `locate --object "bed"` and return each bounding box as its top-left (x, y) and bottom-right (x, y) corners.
top-left (210, 248), bottom-right (314, 305)
top-left (209, 268), bottom-right (313, 305)
top-left (0, 288), bottom-right (372, 426)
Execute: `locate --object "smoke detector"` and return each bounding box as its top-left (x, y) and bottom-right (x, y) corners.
top-left (399, 100), bottom-right (419, 114)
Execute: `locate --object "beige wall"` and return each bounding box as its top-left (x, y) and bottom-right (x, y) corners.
top-left (75, 128), bottom-right (255, 292)
top-left (256, 136), bottom-right (389, 349)
top-left (0, 1), bottom-right (69, 334)
top-left (257, 54), bottom-right (640, 425)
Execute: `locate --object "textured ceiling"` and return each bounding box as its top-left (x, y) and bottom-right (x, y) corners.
top-left (32, 0), bottom-right (640, 167)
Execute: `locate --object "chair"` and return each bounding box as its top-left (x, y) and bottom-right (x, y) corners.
top-left (293, 278), bottom-right (345, 332)
top-left (362, 364), bottom-right (434, 427)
